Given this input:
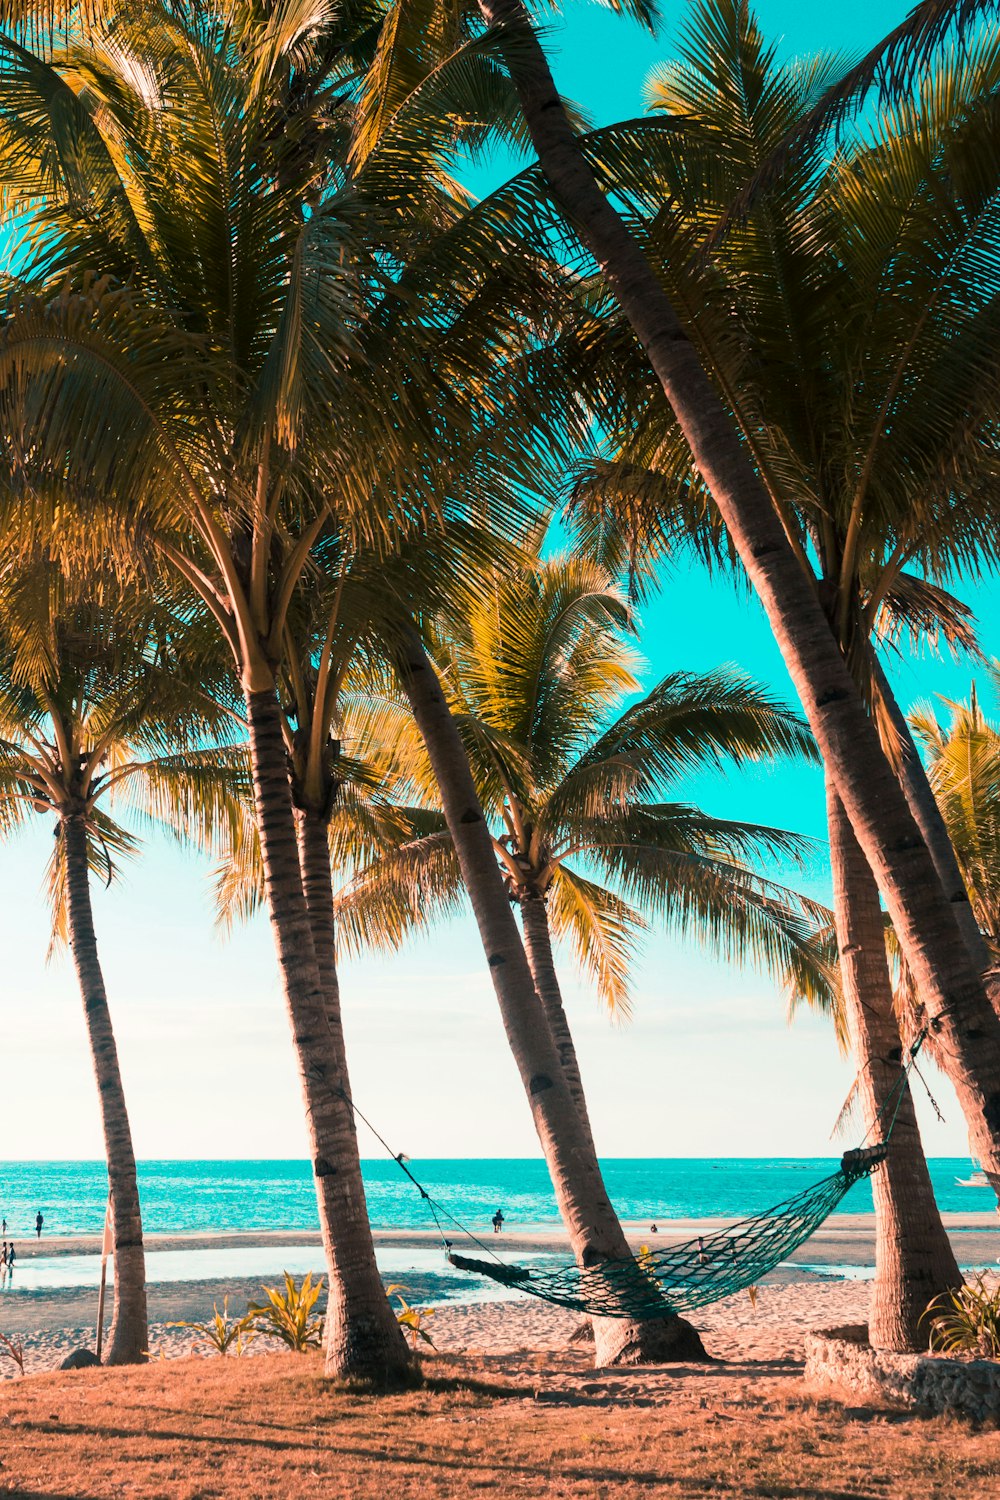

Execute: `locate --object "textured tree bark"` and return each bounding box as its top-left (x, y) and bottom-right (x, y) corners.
top-left (518, 893), bottom-right (598, 1152)
top-left (295, 806), bottom-right (342, 1029)
top-left (476, 0), bottom-right (1000, 1199)
top-left (397, 629), bottom-right (707, 1365)
top-left (62, 813), bottom-right (148, 1366)
top-left (827, 780), bottom-right (961, 1350)
top-left (245, 689), bottom-right (410, 1382)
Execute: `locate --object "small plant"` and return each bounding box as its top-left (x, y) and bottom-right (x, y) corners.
top-left (386, 1284), bottom-right (435, 1351)
top-left (168, 1297), bottom-right (257, 1356)
top-left (0, 1332), bottom-right (25, 1376)
top-left (246, 1272), bottom-right (325, 1352)
top-left (924, 1276), bottom-right (1000, 1359)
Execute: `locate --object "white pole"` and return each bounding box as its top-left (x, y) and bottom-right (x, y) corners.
top-left (95, 1191), bottom-right (112, 1361)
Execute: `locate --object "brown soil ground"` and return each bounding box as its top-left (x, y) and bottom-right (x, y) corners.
top-left (0, 1347), bottom-right (996, 1500)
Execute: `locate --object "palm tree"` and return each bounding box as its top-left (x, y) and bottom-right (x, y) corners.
top-left (0, 0), bottom-right (571, 1377)
top-left (742, 0), bottom-right (1000, 180)
top-left (395, 620), bottom-right (712, 1365)
top-left (563, 1), bottom-right (987, 1342)
top-left (332, 554), bottom-right (832, 1362)
top-left (208, 530), bottom-right (717, 1366)
top-left (348, 0), bottom-right (1000, 1132)
top-left (824, 780), bottom-right (962, 1348)
top-left (910, 679), bottom-right (1000, 958)
top-left (559, 0), bottom-right (1000, 1203)
top-left (342, 553), bottom-right (829, 1061)
top-left (0, 556), bottom-right (243, 1364)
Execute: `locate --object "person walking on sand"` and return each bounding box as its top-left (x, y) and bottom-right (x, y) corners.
top-left (7, 1243), bottom-right (15, 1282)
top-left (35, 1211), bottom-right (43, 1239)
top-left (492, 1209), bottom-right (504, 1235)
top-left (0, 1242), bottom-right (7, 1288)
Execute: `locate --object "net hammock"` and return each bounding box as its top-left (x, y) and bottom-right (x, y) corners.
top-left (341, 1031), bottom-right (926, 1321)
top-left (445, 1143), bottom-right (887, 1319)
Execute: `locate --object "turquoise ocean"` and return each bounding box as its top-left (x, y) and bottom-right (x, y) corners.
top-left (0, 1158), bottom-right (991, 1240)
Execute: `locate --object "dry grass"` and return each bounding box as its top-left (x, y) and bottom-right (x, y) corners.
top-left (0, 1349), bottom-right (996, 1499)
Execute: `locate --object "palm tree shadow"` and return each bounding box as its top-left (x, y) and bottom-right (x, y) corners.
top-left (4, 1491), bottom-right (98, 1499)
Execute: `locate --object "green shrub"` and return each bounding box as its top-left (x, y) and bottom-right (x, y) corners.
top-left (924, 1276), bottom-right (1000, 1359)
top-left (386, 1284), bottom-right (435, 1350)
top-left (247, 1272), bottom-right (325, 1352)
top-left (169, 1297), bottom-right (257, 1356)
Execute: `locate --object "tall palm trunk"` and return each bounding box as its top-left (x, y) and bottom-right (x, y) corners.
top-left (476, 0), bottom-right (1000, 1196)
top-left (518, 893), bottom-right (597, 1151)
top-left (244, 689), bottom-right (410, 1382)
top-left (396, 628), bottom-right (706, 1365)
top-left (62, 813), bottom-right (148, 1365)
top-left (827, 780), bottom-right (961, 1350)
top-left (873, 660), bottom-right (990, 973)
top-left (295, 805), bottom-right (341, 1028)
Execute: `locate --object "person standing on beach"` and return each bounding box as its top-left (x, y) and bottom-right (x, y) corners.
top-left (492, 1209), bottom-right (504, 1234)
top-left (7, 1244), bottom-right (15, 1281)
top-left (0, 1242), bottom-right (7, 1287)
top-left (35, 1211), bottom-right (43, 1239)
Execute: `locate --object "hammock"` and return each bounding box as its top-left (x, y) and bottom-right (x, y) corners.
top-left (340, 1032), bottom-right (924, 1321)
top-left (445, 1143), bottom-right (887, 1319)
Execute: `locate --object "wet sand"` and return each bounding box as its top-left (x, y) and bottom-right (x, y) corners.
top-left (12, 1209), bottom-right (998, 1262)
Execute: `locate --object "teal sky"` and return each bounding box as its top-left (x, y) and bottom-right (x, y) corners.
top-left (2, 1), bottom-right (989, 1165)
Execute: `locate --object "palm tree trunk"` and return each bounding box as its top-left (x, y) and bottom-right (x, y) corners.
top-left (476, 0), bottom-right (1000, 1197)
top-left (873, 660), bottom-right (990, 972)
top-left (396, 627), bottom-right (706, 1365)
top-left (61, 813), bottom-right (148, 1366)
top-left (295, 806), bottom-right (341, 1028)
top-left (518, 893), bottom-right (597, 1151)
top-left (245, 688), bottom-right (410, 1382)
top-left (827, 779), bottom-right (961, 1350)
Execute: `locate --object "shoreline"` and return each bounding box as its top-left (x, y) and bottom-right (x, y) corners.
top-left (0, 1213), bottom-right (990, 1351)
top-left (9, 1209), bottom-right (997, 1261)
top-left (0, 1215), bottom-right (994, 1379)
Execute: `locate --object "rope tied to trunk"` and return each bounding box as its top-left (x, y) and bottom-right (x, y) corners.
top-left (338, 1034), bottom-right (925, 1320)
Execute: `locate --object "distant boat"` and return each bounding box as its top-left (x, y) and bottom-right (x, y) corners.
top-left (956, 1171), bottom-right (989, 1187)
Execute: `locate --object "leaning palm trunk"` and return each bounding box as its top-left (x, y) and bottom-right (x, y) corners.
top-left (245, 690), bottom-right (410, 1382)
top-left (477, 0), bottom-right (1000, 1196)
top-left (518, 893), bottom-right (598, 1152)
top-left (62, 813), bottom-right (148, 1365)
top-left (397, 628), bottom-right (706, 1365)
top-left (827, 781), bottom-right (961, 1350)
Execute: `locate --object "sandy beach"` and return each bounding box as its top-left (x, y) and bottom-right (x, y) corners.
top-left (0, 1212), bottom-right (994, 1376)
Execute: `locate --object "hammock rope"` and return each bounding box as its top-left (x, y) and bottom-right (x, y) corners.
top-left (447, 1142), bottom-right (887, 1318)
top-left (340, 1030), bottom-right (926, 1320)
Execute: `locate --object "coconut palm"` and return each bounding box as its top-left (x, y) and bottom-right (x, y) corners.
top-left (394, 616), bottom-right (715, 1364)
top-left (326, 554), bottom-right (837, 1363)
top-left (0, 554), bottom-right (244, 1364)
top-left (341, 553), bottom-right (831, 1040)
top-left (556, 0), bottom-right (1000, 1216)
top-left (561, 0), bottom-right (987, 1341)
top-left (0, 0), bottom-right (570, 1378)
top-left (208, 522), bottom-right (719, 1367)
top-left (345, 0), bottom-right (1000, 1124)
top-left (743, 0), bottom-right (1000, 180)
top-left (910, 680), bottom-right (1000, 958)
top-left (355, 558), bottom-right (839, 1368)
